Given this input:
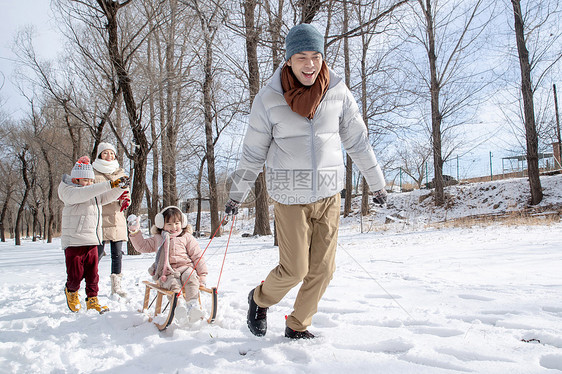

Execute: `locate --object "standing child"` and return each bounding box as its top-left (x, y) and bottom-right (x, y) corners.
top-left (58, 156), bottom-right (129, 314)
top-left (128, 206), bottom-right (208, 322)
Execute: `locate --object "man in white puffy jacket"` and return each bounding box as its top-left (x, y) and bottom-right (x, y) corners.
top-left (225, 23), bottom-right (387, 340)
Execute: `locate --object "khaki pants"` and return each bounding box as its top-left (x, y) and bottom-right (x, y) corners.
top-left (253, 193), bottom-right (341, 331)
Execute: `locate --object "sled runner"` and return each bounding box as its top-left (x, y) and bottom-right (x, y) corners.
top-left (140, 280), bottom-right (218, 331)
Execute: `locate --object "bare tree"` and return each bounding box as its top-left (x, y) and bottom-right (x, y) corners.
top-left (555, 84), bottom-right (561, 168)
top-left (97, 1), bottom-right (150, 220)
top-left (188, 0), bottom-right (231, 236)
top-left (342, 0), bottom-right (354, 217)
top-left (354, 0), bottom-right (412, 214)
top-left (15, 147), bottom-right (31, 246)
top-left (31, 106), bottom-right (57, 243)
top-left (0, 160), bottom-right (18, 242)
top-left (262, 0), bottom-right (286, 244)
top-left (511, 0), bottom-right (541, 203)
top-left (243, 0), bottom-right (272, 236)
top-left (145, 29), bottom-right (161, 222)
top-left (406, 0), bottom-right (495, 205)
top-left (396, 139), bottom-right (432, 188)
top-left (13, 28), bottom-right (85, 161)
top-left (264, 0), bottom-right (285, 70)
top-left (508, 0), bottom-right (561, 204)
top-left (324, 0), bottom-right (409, 215)
top-left (151, 0), bottom-right (199, 208)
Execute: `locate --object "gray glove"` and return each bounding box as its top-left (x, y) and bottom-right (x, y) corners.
top-left (225, 199), bottom-right (240, 215)
top-left (372, 189), bottom-right (387, 206)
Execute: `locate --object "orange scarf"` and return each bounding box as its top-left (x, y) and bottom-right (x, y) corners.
top-left (281, 61), bottom-right (330, 119)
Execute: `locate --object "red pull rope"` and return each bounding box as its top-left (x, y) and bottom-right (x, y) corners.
top-left (177, 215), bottom-right (229, 299)
top-left (216, 214), bottom-right (235, 290)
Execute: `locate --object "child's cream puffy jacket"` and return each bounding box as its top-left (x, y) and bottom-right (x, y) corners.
top-left (58, 174), bottom-right (124, 250)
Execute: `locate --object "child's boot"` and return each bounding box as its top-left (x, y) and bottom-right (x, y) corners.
top-left (186, 299), bottom-right (205, 323)
top-left (86, 296), bottom-right (109, 314)
top-left (110, 273), bottom-right (127, 297)
top-left (65, 287), bottom-right (81, 313)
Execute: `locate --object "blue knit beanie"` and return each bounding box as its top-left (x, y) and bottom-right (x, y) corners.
top-left (285, 24), bottom-right (324, 60)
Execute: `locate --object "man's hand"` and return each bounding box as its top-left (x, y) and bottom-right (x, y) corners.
top-left (110, 176), bottom-right (130, 189)
top-left (372, 189), bottom-right (387, 207)
top-left (225, 199), bottom-right (240, 216)
top-left (127, 214), bottom-right (140, 232)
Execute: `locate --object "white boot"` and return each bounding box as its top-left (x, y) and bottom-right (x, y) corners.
top-left (186, 299), bottom-right (205, 323)
top-left (110, 273), bottom-right (127, 297)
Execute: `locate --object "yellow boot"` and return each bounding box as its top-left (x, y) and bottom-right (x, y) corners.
top-left (86, 296), bottom-right (109, 314)
top-left (65, 287), bottom-right (81, 313)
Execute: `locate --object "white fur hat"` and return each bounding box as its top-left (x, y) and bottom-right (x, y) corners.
top-left (96, 142), bottom-right (117, 158)
top-left (71, 156), bottom-right (95, 179)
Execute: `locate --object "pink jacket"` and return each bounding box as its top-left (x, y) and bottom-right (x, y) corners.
top-left (129, 231), bottom-right (208, 285)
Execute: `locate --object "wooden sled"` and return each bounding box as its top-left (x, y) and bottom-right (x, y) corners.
top-left (140, 280), bottom-right (218, 331)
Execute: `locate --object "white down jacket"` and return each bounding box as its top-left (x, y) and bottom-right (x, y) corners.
top-left (58, 175), bottom-right (124, 250)
top-left (229, 67), bottom-right (385, 205)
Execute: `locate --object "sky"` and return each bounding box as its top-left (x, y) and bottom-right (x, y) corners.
top-left (1, 174), bottom-right (561, 373)
top-left (0, 0), bottom-right (61, 120)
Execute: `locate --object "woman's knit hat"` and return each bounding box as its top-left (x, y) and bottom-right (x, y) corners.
top-left (96, 142), bottom-right (117, 158)
top-left (71, 156), bottom-right (95, 179)
top-left (285, 23), bottom-right (324, 60)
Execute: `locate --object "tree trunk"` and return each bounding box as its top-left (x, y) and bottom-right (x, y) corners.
top-left (263, 0), bottom-right (284, 245)
top-left (202, 27), bottom-right (221, 237)
top-left (511, 0), bottom-right (543, 205)
top-left (264, 0), bottom-right (284, 70)
top-left (1, 189), bottom-right (13, 242)
top-left (144, 184), bottom-right (152, 226)
top-left (26, 213), bottom-right (30, 239)
top-left (360, 36), bottom-right (370, 216)
top-left (32, 208), bottom-right (39, 242)
top-left (422, 0), bottom-right (445, 205)
top-left (195, 156), bottom-right (206, 234)
top-left (343, 0), bottom-right (353, 217)
top-left (253, 169), bottom-right (271, 236)
top-left (147, 30), bottom-right (159, 222)
top-left (163, 0), bottom-right (178, 207)
top-left (245, 0), bottom-right (271, 236)
top-left (15, 151), bottom-right (30, 246)
top-left (97, 0), bottom-right (150, 253)
top-left (40, 147), bottom-right (55, 243)
top-left (63, 103), bottom-right (81, 162)
top-left (554, 84), bottom-right (561, 168)
top-left (8, 212), bottom-right (14, 239)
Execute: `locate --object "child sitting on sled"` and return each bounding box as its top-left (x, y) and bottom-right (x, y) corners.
top-left (127, 206), bottom-right (208, 322)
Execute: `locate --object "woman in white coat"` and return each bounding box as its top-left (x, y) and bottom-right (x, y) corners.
top-left (93, 142), bottom-right (129, 297)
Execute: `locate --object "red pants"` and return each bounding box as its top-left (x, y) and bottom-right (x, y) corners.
top-left (65, 245), bottom-right (99, 297)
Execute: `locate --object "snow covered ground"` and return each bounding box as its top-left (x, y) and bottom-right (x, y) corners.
top-left (1, 175), bottom-right (561, 374)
